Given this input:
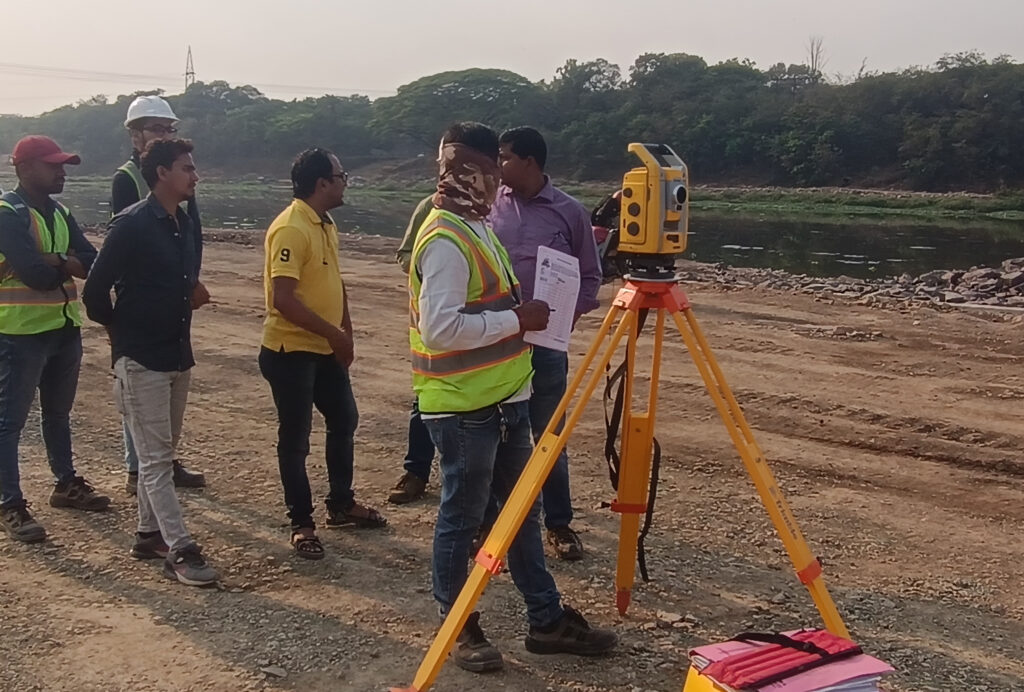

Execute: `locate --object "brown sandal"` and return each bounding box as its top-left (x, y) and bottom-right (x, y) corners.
top-left (326, 502), bottom-right (388, 529)
top-left (291, 532), bottom-right (325, 560)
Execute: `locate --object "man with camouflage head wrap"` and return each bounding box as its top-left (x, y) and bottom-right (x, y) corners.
top-left (408, 122), bottom-right (617, 673)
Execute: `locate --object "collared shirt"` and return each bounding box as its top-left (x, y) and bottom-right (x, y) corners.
top-left (489, 177), bottom-right (602, 315)
top-left (111, 151), bottom-right (204, 274)
top-left (0, 185), bottom-right (96, 292)
top-left (82, 194), bottom-right (198, 372)
top-left (262, 198), bottom-right (345, 355)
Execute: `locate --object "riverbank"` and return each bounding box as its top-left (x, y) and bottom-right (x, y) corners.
top-left (685, 186), bottom-right (1024, 223)
top-left (5, 170), bottom-right (1023, 227)
top-left (677, 255), bottom-right (1024, 315)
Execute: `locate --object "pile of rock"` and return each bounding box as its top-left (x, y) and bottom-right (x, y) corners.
top-left (678, 257), bottom-right (1024, 309)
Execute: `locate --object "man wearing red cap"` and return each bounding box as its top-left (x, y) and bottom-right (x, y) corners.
top-left (0, 136), bottom-right (111, 544)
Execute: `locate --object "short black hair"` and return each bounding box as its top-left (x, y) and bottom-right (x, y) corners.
top-left (499, 126), bottom-right (547, 170)
top-left (441, 122), bottom-right (499, 160)
top-left (291, 148), bottom-right (336, 199)
top-left (140, 138), bottom-right (194, 188)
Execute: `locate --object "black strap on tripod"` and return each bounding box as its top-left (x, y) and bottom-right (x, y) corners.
top-left (602, 308), bottom-right (661, 582)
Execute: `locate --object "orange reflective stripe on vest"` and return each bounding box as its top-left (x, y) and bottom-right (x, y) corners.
top-left (417, 221), bottom-right (503, 298)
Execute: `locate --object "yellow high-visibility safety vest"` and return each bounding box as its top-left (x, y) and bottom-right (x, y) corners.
top-left (409, 208), bottom-right (532, 414)
top-left (0, 194), bottom-right (81, 335)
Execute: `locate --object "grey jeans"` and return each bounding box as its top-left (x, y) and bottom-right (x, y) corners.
top-left (114, 357), bottom-right (192, 552)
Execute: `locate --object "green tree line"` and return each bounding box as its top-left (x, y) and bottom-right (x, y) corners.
top-left (2, 50), bottom-right (1021, 192)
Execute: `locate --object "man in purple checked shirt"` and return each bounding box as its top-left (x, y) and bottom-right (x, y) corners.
top-left (488, 126), bottom-right (602, 561)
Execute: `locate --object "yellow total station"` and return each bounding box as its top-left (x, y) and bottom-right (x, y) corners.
top-left (618, 142), bottom-right (689, 279)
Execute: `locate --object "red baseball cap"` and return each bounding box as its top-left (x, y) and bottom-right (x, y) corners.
top-left (11, 136), bottom-right (81, 166)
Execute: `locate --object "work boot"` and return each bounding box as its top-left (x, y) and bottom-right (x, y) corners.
top-left (452, 612), bottom-right (503, 673)
top-left (131, 531), bottom-right (169, 560)
top-left (172, 460), bottom-right (206, 488)
top-left (49, 477), bottom-right (111, 512)
top-left (525, 606), bottom-right (618, 656)
top-left (547, 525), bottom-right (584, 561)
top-left (0, 502), bottom-right (47, 543)
top-left (128, 462), bottom-right (205, 496)
top-left (388, 472), bottom-right (427, 505)
top-left (163, 543), bottom-right (219, 587)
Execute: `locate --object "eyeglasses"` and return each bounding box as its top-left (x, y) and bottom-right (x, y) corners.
top-left (142, 125), bottom-right (178, 135)
top-left (329, 171), bottom-right (349, 183)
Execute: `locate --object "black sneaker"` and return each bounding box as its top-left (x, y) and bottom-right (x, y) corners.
top-left (452, 612), bottom-right (503, 673)
top-left (547, 525), bottom-right (584, 561)
top-left (131, 532), bottom-right (169, 559)
top-left (49, 477), bottom-right (111, 512)
top-left (387, 472), bottom-right (427, 505)
top-left (0, 502), bottom-right (46, 543)
top-left (163, 543), bottom-right (219, 586)
top-left (525, 606), bottom-right (617, 656)
top-left (172, 460), bottom-right (206, 488)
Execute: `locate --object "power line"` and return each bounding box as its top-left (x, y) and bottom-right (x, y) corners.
top-left (0, 62), bottom-right (179, 86)
top-left (0, 61), bottom-right (396, 98)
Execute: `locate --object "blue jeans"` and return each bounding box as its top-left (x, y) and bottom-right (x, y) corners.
top-left (424, 400), bottom-right (563, 628)
top-left (402, 398), bottom-right (435, 481)
top-left (531, 346), bottom-right (573, 529)
top-left (0, 326), bottom-right (81, 508)
top-left (123, 419), bottom-right (139, 473)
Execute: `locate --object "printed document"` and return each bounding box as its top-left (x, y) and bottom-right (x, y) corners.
top-left (524, 246), bottom-right (580, 352)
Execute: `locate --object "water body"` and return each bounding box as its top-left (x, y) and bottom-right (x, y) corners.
top-left (4, 175), bottom-right (1022, 279)
top-left (685, 214), bottom-right (1024, 278)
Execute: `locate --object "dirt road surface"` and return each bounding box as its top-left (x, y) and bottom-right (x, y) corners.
top-left (2, 232), bottom-right (1021, 692)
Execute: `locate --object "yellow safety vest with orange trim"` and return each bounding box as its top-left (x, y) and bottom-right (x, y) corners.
top-left (0, 195), bottom-right (82, 335)
top-left (409, 208), bottom-right (532, 413)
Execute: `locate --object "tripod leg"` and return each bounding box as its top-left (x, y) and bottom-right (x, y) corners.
top-left (671, 308), bottom-right (849, 638)
top-left (392, 306), bottom-right (635, 692)
top-left (613, 308), bottom-right (667, 614)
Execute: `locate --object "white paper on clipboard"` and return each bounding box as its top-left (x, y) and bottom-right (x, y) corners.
top-left (524, 246), bottom-right (580, 352)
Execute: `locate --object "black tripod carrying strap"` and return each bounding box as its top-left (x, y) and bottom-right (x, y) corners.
top-left (602, 308), bottom-right (661, 582)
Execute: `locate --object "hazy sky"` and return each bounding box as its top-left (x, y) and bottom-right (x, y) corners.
top-left (2, 0), bottom-right (1021, 116)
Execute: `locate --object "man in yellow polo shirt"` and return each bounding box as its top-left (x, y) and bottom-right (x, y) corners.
top-left (258, 148), bottom-right (386, 561)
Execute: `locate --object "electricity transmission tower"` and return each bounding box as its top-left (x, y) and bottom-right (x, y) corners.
top-left (185, 46), bottom-right (195, 89)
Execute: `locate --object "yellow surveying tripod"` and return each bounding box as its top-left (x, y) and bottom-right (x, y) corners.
top-left (391, 145), bottom-right (848, 692)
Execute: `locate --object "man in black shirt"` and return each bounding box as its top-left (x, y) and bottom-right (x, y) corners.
top-left (84, 139), bottom-right (217, 586)
top-left (112, 95), bottom-right (207, 494)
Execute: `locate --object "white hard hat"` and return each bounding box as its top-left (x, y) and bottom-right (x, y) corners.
top-left (124, 95), bottom-right (179, 128)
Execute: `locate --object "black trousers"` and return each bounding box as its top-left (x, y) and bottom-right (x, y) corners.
top-left (258, 346), bottom-right (358, 530)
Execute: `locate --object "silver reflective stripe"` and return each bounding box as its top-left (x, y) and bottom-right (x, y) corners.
top-left (411, 335), bottom-right (527, 376)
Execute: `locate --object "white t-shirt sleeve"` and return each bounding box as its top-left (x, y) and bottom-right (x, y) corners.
top-left (416, 237), bottom-right (521, 352)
